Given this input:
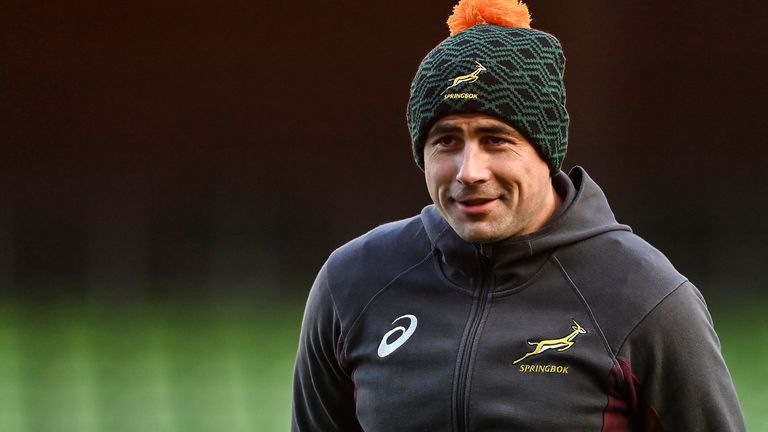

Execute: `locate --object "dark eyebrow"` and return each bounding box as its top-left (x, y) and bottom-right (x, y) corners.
top-left (474, 125), bottom-right (525, 139)
top-left (427, 121), bottom-right (526, 141)
top-left (427, 123), bottom-right (462, 138)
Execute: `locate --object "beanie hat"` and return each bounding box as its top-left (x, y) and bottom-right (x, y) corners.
top-left (407, 0), bottom-right (569, 174)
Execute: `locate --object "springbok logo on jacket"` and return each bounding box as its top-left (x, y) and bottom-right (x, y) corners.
top-left (512, 320), bottom-right (587, 365)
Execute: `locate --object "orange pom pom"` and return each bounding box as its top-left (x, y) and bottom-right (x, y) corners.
top-left (447, 0), bottom-right (531, 36)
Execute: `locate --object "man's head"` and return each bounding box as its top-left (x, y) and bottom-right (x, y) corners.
top-left (407, 0), bottom-right (569, 242)
top-left (407, 0), bottom-right (569, 174)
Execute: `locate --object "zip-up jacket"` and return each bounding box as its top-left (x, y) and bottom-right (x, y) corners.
top-left (292, 167), bottom-right (745, 431)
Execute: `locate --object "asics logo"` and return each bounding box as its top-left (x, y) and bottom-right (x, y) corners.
top-left (377, 314), bottom-right (418, 358)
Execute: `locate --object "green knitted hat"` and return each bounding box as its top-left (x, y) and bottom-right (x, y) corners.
top-left (407, 0), bottom-right (569, 173)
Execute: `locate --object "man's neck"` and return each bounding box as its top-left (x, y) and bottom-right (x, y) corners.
top-left (519, 176), bottom-right (567, 236)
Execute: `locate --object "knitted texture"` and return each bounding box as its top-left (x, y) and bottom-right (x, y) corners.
top-left (407, 24), bottom-right (569, 173)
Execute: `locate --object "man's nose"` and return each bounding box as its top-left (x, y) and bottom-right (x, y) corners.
top-left (455, 143), bottom-right (489, 185)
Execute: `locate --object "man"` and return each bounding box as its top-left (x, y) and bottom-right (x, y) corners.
top-left (292, 0), bottom-right (746, 430)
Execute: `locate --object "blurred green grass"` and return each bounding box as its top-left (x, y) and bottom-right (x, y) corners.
top-left (0, 296), bottom-right (763, 431)
top-left (710, 297), bottom-right (768, 431)
top-left (0, 300), bottom-right (305, 432)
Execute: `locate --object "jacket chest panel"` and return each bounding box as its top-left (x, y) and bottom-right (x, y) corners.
top-left (467, 288), bottom-right (616, 431)
top-left (346, 277), bottom-right (470, 431)
top-left (343, 269), bottom-right (616, 431)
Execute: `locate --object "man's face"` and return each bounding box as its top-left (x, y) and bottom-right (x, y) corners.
top-left (424, 113), bottom-right (558, 243)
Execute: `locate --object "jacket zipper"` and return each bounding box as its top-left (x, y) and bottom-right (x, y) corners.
top-left (453, 246), bottom-right (493, 432)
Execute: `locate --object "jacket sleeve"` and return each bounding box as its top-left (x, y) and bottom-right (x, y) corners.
top-left (291, 263), bottom-right (362, 432)
top-left (617, 281), bottom-right (746, 431)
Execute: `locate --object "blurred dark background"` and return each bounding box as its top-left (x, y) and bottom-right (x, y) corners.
top-left (3, 0), bottom-right (767, 302)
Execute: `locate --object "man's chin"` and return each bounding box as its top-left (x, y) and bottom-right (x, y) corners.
top-left (451, 221), bottom-right (508, 244)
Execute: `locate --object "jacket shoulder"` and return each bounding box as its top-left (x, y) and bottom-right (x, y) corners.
top-left (554, 229), bottom-right (688, 352)
top-left (324, 214), bottom-right (433, 334)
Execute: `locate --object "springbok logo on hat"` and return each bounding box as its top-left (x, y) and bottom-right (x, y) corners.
top-left (441, 61), bottom-right (486, 97)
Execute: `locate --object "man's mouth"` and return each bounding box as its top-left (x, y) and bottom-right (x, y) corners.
top-left (455, 197), bottom-right (498, 215)
top-left (460, 198), bottom-right (494, 206)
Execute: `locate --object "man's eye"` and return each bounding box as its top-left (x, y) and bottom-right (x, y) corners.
top-left (487, 136), bottom-right (508, 145)
top-left (435, 136), bottom-right (456, 147)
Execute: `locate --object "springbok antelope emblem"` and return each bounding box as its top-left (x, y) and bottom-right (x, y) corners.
top-left (512, 320), bottom-right (587, 365)
top-left (441, 61), bottom-right (487, 95)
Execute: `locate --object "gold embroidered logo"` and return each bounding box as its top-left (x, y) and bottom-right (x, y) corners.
top-left (442, 61), bottom-right (486, 98)
top-left (512, 320), bottom-right (586, 365)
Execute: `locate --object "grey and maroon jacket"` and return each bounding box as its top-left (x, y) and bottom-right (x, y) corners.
top-left (292, 167), bottom-right (745, 431)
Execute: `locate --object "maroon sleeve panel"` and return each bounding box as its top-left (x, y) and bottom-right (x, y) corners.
top-left (603, 357), bottom-right (667, 432)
